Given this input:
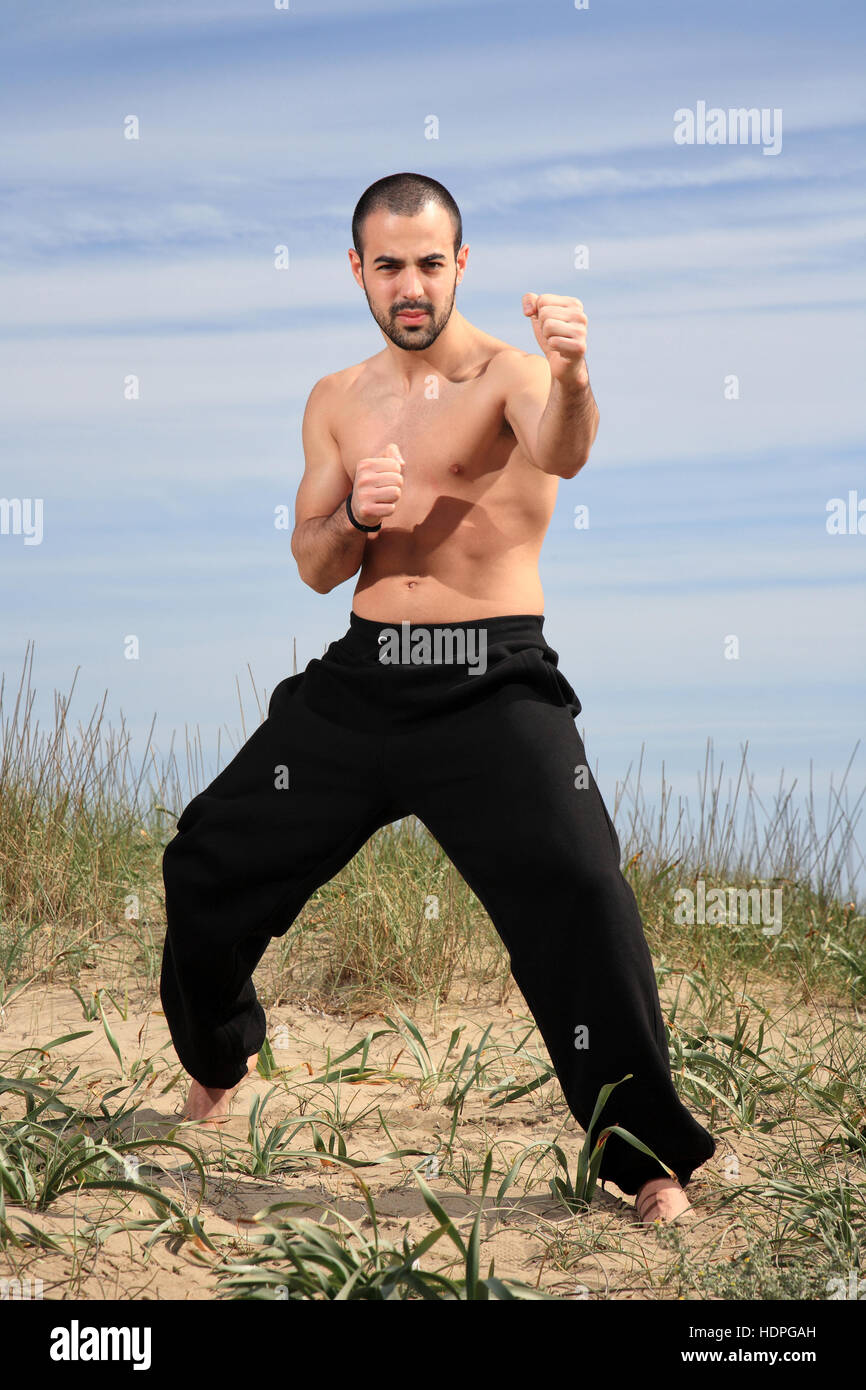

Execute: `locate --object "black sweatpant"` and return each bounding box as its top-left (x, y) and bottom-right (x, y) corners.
top-left (160, 611), bottom-right (715, 1195)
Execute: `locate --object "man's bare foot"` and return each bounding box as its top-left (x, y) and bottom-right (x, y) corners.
top-left (635, 1175), bottom-right (694, 1225)
top-left (179, 1053), bottom-right (260, 1124)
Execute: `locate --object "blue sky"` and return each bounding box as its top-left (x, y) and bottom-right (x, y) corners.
top-left (1, 0), bottom-right (864, 900)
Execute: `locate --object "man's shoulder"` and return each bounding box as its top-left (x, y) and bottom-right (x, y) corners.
top-left (305, 362), bottom-right (354, 401)
top-left (304, 354), bottom-right (383, 410)
top-left (485, 343), bottom-right (551, 392)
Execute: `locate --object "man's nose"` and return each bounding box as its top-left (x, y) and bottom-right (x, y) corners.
top-left (399, 272), bottom-right (425, 299)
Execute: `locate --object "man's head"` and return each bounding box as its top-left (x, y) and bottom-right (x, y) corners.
top-left (349, 172), bottom-right (468, 351)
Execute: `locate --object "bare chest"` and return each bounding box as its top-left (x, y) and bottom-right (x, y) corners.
top-left (333, 376), bottom-right (518, 497)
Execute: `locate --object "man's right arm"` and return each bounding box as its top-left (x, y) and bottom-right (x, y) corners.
top-left (291, 378), bottom-right (366, 595)
top-left (291, 378), bottom-right (404, 594)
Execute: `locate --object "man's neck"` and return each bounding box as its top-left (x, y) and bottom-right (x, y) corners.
top-left (380, 309), bottom-right (480, 386)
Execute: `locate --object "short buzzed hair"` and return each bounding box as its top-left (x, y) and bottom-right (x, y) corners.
top-left (352, 172), bottom-right (463, 265)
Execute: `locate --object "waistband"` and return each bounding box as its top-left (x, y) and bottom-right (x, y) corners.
top-left (340, 609), bottom-right (547, 662)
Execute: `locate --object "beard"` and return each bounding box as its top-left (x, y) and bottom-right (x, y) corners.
top-left (363, 274), bottom-right (457, 351)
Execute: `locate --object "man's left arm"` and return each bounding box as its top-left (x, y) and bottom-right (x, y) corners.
top-left (502, 293), bottom-right (600, 480)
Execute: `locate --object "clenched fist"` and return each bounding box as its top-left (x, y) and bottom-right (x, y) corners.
top-left (522, 293), bottom-right (589, 386)
top-left (351, 442), bottom-right (405, 527)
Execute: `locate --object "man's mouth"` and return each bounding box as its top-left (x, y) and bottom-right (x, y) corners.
top-left (397, 310), bottom-right (428, 321)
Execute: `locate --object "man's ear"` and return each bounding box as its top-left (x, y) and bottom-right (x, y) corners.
top-left (347, 249), bottom-right (364, 287)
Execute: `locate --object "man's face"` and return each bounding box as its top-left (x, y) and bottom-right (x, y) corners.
top-left (350, 202), bottom-right (466, 351)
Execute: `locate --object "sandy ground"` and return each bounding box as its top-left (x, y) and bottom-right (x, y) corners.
top-left (0, 973), bottom-right (792, 1300)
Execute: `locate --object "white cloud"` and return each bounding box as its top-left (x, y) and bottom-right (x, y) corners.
top-left (2, 26), bottom-right (863, 185)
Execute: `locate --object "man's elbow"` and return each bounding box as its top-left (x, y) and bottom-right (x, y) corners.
top-left (299, 567), bottom-right (334, 594)
top-left (559, 459), bottom-right (588, 481)
top-left (295, 558), bottom-right (344, 595)
top-left (291, 532), bottom-right (327, 593)
top-left (532, 454), bottom-right (587, 480)
top-left (559, 439), bottom-right (595, 480)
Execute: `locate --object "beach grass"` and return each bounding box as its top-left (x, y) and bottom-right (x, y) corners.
top-left (1, 645), bottom-right (863, 1300)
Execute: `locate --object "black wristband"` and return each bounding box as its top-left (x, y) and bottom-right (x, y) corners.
top-left (346, 492), bottom-right (382, 532)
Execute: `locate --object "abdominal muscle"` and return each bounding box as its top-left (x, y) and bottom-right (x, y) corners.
top-left (351, 522), bottom-right (547, 623)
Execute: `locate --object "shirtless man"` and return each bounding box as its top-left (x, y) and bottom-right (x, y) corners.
top-left (160, 172), bottom-right (715, 1226)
